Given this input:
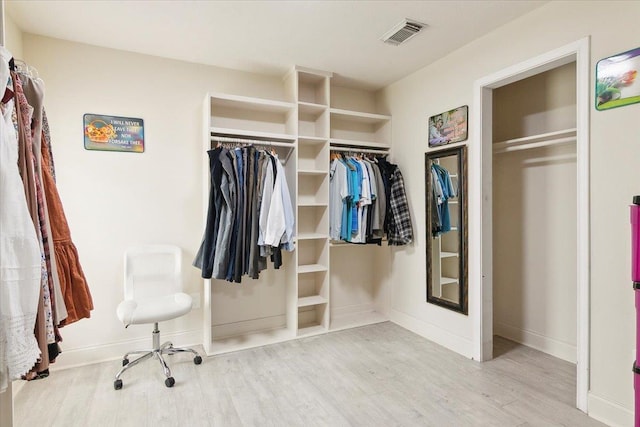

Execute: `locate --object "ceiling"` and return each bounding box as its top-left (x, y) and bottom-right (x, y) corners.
top-left (6, 0), bottom-right (547, 90)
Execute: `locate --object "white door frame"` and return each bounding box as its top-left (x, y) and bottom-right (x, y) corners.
top-left (470, 37), bottom-right (590, 412)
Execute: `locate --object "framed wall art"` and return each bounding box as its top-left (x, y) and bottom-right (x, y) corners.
top-left (428, 105), bottom-right (468, 147)
top-left (596, 47), bottom-right (640, 111)
top-left (84, 113), bottom-right (145, 153)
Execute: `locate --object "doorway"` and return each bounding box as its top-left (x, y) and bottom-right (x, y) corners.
top-left (471, 38), bottom-right (590, 412)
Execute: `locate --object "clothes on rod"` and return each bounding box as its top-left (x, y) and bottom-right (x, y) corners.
top-left (0, 49), bottom-right (94, 389)
top-left (0, 47), bottom-right (41, 393)
top-left (430, 163), bottom-right (457, 237)
top-left (329, 151), bottom-right (413, 246)
top-left (194, 143), bottom-right (295, 282)
top-left (210, 135), bottom-right (294, 164)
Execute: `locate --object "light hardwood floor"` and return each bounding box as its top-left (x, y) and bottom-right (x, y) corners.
top-left (13, 322), bottom-right (603, 426)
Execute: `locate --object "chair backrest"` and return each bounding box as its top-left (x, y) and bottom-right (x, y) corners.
top-left (124, 245), bottom-right (182, 301)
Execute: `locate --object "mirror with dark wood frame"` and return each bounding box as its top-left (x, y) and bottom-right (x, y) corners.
top-left (425, 146), bottom-right (468, 314)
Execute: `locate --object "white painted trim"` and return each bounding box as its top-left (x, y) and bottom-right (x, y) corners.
top-left (587, 392), bottom-right (633, 427)
top-left (494, 321), bottom-right (577, 363)
top-left (211, 314), bottom-right (287, 340)
top-left (49, 328), bottom-right (202, 371)
top-left (331, 302), bottom-right (376, 318)
top-left (390, 309), bottom-right (473, 358)
top-left (472, 37), bottom-right (591, 412)
top-left (574, 37), bottom-right (591, 413)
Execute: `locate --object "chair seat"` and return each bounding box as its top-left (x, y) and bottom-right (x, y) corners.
top-left (117, 292), bottom-right (192, 327)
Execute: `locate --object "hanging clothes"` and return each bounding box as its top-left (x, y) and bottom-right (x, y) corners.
top-left (377, 156), bottom-right (414, 246)
top-left (195, 144), bottom-right (295, 282)
top-left (39, 108), bottom-right (94, 326)
top-left (430, 163), bottom-right (457, 237)
top-left (0, 51), bottom-right (93, 385)
top-left (329, 152), bottom-right (413, 246)
top-left (0, 48), bottom-right (41, 392)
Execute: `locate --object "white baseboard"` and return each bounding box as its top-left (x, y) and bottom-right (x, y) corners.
top-left (211, 314), bottom-right (286, 339)
top-left (588, 392), bottom-right (633, 427)
top-left (332, 303), bottom-right (375, 318)
top-left (390, 309), bottom-right (473, 358)
top-left (494, 321), bottom-right (576, 363)
top-left (50, 328), bottom-right (202, 371)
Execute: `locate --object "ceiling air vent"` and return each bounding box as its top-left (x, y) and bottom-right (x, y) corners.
top-left (381, 19), bottom-right (427, 46)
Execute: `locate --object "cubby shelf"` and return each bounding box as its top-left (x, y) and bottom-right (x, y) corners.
top-left (298, 233), bottom-right (329, 240)
top-left (298, 169), bottom-right (327, 176)
top-left (298, 264), bottom-right (328, 274)
top-left (299, 136), bottom-right (327, 145)
top-left (330, 108), bottom-right (391, 124)
top-left (299, 101), bottom-right (328, 115)
top-left (298, 202), bottom-right (328, 207)
top-left (298, 295), bottom-right (328, 307)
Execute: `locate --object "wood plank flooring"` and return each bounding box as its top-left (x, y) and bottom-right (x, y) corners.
top-left (12, 322), bottom-right (603, 426)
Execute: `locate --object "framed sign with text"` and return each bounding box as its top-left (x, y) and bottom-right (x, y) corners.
top-left (83, 113), bottom-right (144, 153)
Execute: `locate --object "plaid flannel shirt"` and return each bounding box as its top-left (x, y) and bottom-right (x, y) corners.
top-left (387, 168), bottom-right (413, 245)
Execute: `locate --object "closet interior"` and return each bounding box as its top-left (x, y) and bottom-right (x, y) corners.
top-left (201, 67), bottom-right (394, 355)
top-left (492, 61), bottom-right (578, 363)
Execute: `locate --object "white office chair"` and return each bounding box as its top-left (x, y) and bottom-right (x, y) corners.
top-left (114, 245), bottom-right (202, 390)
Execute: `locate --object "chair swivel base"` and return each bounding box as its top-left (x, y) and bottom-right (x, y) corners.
top-left (113, 323), bottom-right (202, 390)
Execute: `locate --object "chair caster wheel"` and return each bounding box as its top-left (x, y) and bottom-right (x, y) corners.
top-left (114, 379), bottom-right (123, 390)
top-left (122, 358), bottom-right (129, 366)
top-left (165, 377), bottom-right (175, 388)
top-left (194, 356), bottom-right (202, 365)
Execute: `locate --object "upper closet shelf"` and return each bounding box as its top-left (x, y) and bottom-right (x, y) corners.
top-left (209, 92), bottom-right (295, 113)
top-left (210, 127), bottom-right (296, 143)
top-left (493, 128), bottom-right (576, 154)
top-left (330, 139), bottom-right (390, 150)
top-left (330, 108), bottom-right (391, 124)
top-left (299, 136), bottom-right (327, 145)
top-left (299, 101), bottom-right (328, 115)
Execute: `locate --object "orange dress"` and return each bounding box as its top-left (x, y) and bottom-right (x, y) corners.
top-left (40, 113), bottom-right (93, 325)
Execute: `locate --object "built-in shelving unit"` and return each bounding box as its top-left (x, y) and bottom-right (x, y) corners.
top-left (202, 90), bottom-right (298, 355)
top-left (201, 66), bottom-right (392, 355)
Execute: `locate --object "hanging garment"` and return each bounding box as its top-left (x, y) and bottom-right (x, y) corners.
top-left (193, 147), bottom-right (224, 278)
top-left (431, 163), bottom-right (457, 236)
top-left (13, 72), bottom-right (53, 375)
top-left (329, 158), bottom-right (349, 241)
top-left (195, 145), bottom-right (294, 283)
top-left (377, 157), bottom-right (414, 246)
top-left (22, 76), bottom-right (67, 335)
top-left (0, 50), bottom-right (41, 392)
top-left (38, 109), bottom-right (93, 326)
top-left (264, 153), bottom-right (295, 250)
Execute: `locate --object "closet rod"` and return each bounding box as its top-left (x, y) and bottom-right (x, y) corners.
top-left (494, 136), bottom-right (576, 154)
top-left (211, 135), bottom-right (294, 163)
top-left (330, 146), bottom-right (389, 155)
top-left (210, 134), bottom-right (294, 148)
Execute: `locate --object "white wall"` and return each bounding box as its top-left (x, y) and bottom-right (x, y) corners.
top-left (492, 64), bottom-right (578, 363)
top-left (378, 1), bottom-right (639, 425)
top-left (2, 5), bottom-right (22, 58)
top-left (20, 34), bottom-right (286, 368)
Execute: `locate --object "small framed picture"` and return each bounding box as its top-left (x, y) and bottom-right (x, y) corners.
top-left (83, 113), bottom-right (145, 153)
top-left (596, 47), bottom-right (640, 111)
top-left (428, 105), bottom-right (468, 147)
